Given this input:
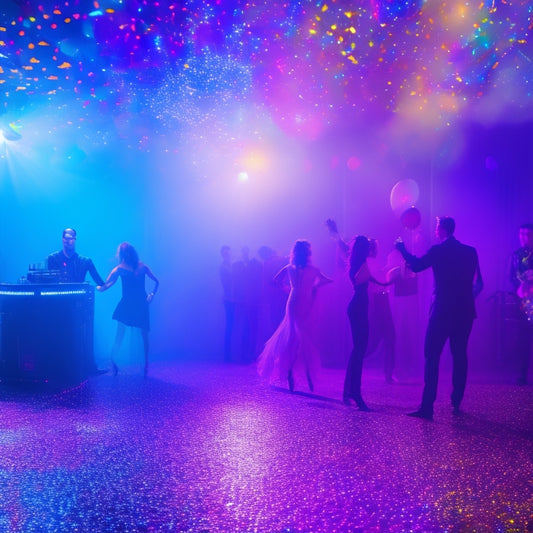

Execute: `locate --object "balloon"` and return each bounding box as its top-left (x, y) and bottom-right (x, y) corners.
top-left (390, 179), bottom-right (420, 214)
top-left (347, 156), bottom-right (361, 170)
top-left (401, 206), bottom-right (421, 229)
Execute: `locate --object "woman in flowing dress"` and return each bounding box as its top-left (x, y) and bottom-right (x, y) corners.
top-left (98, 242), bottom-right (159, 377)
top-left (257, 240), bottom-right (332, 392)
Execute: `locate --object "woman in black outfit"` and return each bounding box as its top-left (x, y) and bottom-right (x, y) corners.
top-left (343, 236), bottom-right (389, 410)
top-left (98, 242), bottom-right (159, 377)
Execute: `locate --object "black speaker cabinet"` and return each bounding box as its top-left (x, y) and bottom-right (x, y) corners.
top-left (0, 283), bottom-right (95, 385)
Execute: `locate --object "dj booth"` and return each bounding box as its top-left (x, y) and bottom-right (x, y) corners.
top-left (0, 283), bottom-right (95, 385)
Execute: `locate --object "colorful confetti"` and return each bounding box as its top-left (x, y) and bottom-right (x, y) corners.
top-left (0, 0), bottom-right (531, 149)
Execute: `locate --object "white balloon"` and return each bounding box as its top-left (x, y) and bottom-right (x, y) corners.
top-left (390, 179), bottom-right (420, 214)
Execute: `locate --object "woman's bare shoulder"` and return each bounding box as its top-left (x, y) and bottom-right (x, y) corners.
top-left (136, 262), bottom-right (149, 273)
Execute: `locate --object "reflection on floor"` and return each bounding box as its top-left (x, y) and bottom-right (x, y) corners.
top-left (0, 361), bottom-right (531, 532)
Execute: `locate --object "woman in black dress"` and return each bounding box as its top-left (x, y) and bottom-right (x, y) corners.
top-left (98, 242), bottom-right (159, 377)
top-left (343, 236), bottom-right (389, 410)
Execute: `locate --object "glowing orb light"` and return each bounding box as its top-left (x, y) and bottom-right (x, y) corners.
top-left (0, 124), bottom-right (22, 142)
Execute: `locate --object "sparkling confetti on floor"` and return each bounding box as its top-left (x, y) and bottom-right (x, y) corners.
top-left (0, 362), bottom-right (531, 532)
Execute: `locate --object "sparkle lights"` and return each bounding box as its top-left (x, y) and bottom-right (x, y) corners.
top-left (0, 122), bottom-right (22, 141)
top-left (0, 288), bottom-right (90, 296)
top-left (144, 53), bottom-right (253, 132)
top-left (0, 364), bottom-right (529, 531)
top-left (0, 0), bottom-right (530, 150)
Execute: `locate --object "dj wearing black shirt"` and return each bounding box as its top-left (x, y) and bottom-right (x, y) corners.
top-left (46, 227), bottom-right (106, 376)
top-left (47, 228), bottom-right (105, 285)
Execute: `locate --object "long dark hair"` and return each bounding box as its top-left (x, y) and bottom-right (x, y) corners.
top-left (291, 240), bottom-right (311, 269)
top-left (118, 242), bottom-right (140, 270)
top-left (349, 236), bottom-right (370, 280)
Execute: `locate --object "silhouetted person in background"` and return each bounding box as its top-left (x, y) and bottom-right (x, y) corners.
top-left (366, 238), bottom-right (397, 384)
top-left (386, 246), bottom-right (423, 380)
top-left (219, 245), bottom-right (235, 362)
top-left (232, 246), bottom-right (263, 363)
top-left (396, 216), bottom-right (483, 420)
top-left (257, 240), bottom-right (332, 392)
top-left (48, 228), bottom-right (104, 285)
top-left (98, 242), bottom-right (159, 378)
top-left (508, 223), bottom-right (533, 385)
top-left (258, 245), bottom-right (288, 344)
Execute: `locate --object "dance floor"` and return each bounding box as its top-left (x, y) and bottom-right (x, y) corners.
top-left (0, 361), bottom-right (531, 532)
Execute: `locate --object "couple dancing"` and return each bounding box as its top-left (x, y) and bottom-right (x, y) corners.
top-left (257, 229), bottom-right (387, 409)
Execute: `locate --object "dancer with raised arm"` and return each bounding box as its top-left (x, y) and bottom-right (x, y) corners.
top-left (98, 242), bottom-right (159, 377)
top-left (342, 233), bottom-right (391, 410)
top-left (326, 219), bottom-right (392, 409)
top-left (396, 216), bottom-right (483, 419)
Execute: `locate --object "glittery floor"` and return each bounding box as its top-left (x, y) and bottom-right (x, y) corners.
top-left (0, 362), bottom-right (531, 533)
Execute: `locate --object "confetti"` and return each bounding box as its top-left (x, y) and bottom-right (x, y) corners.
top-left (0, 0), bottom-right (531, 150)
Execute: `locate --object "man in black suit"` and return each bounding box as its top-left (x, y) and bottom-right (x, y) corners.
top-left (396, 216), bottom-right (483, 420)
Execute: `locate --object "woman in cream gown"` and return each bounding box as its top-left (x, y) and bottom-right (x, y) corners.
top-left (257, 240), bottom-right (332, 392)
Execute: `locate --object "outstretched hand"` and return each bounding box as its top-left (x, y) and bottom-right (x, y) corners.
top-left (325, 218), bottom-right (339, 235)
